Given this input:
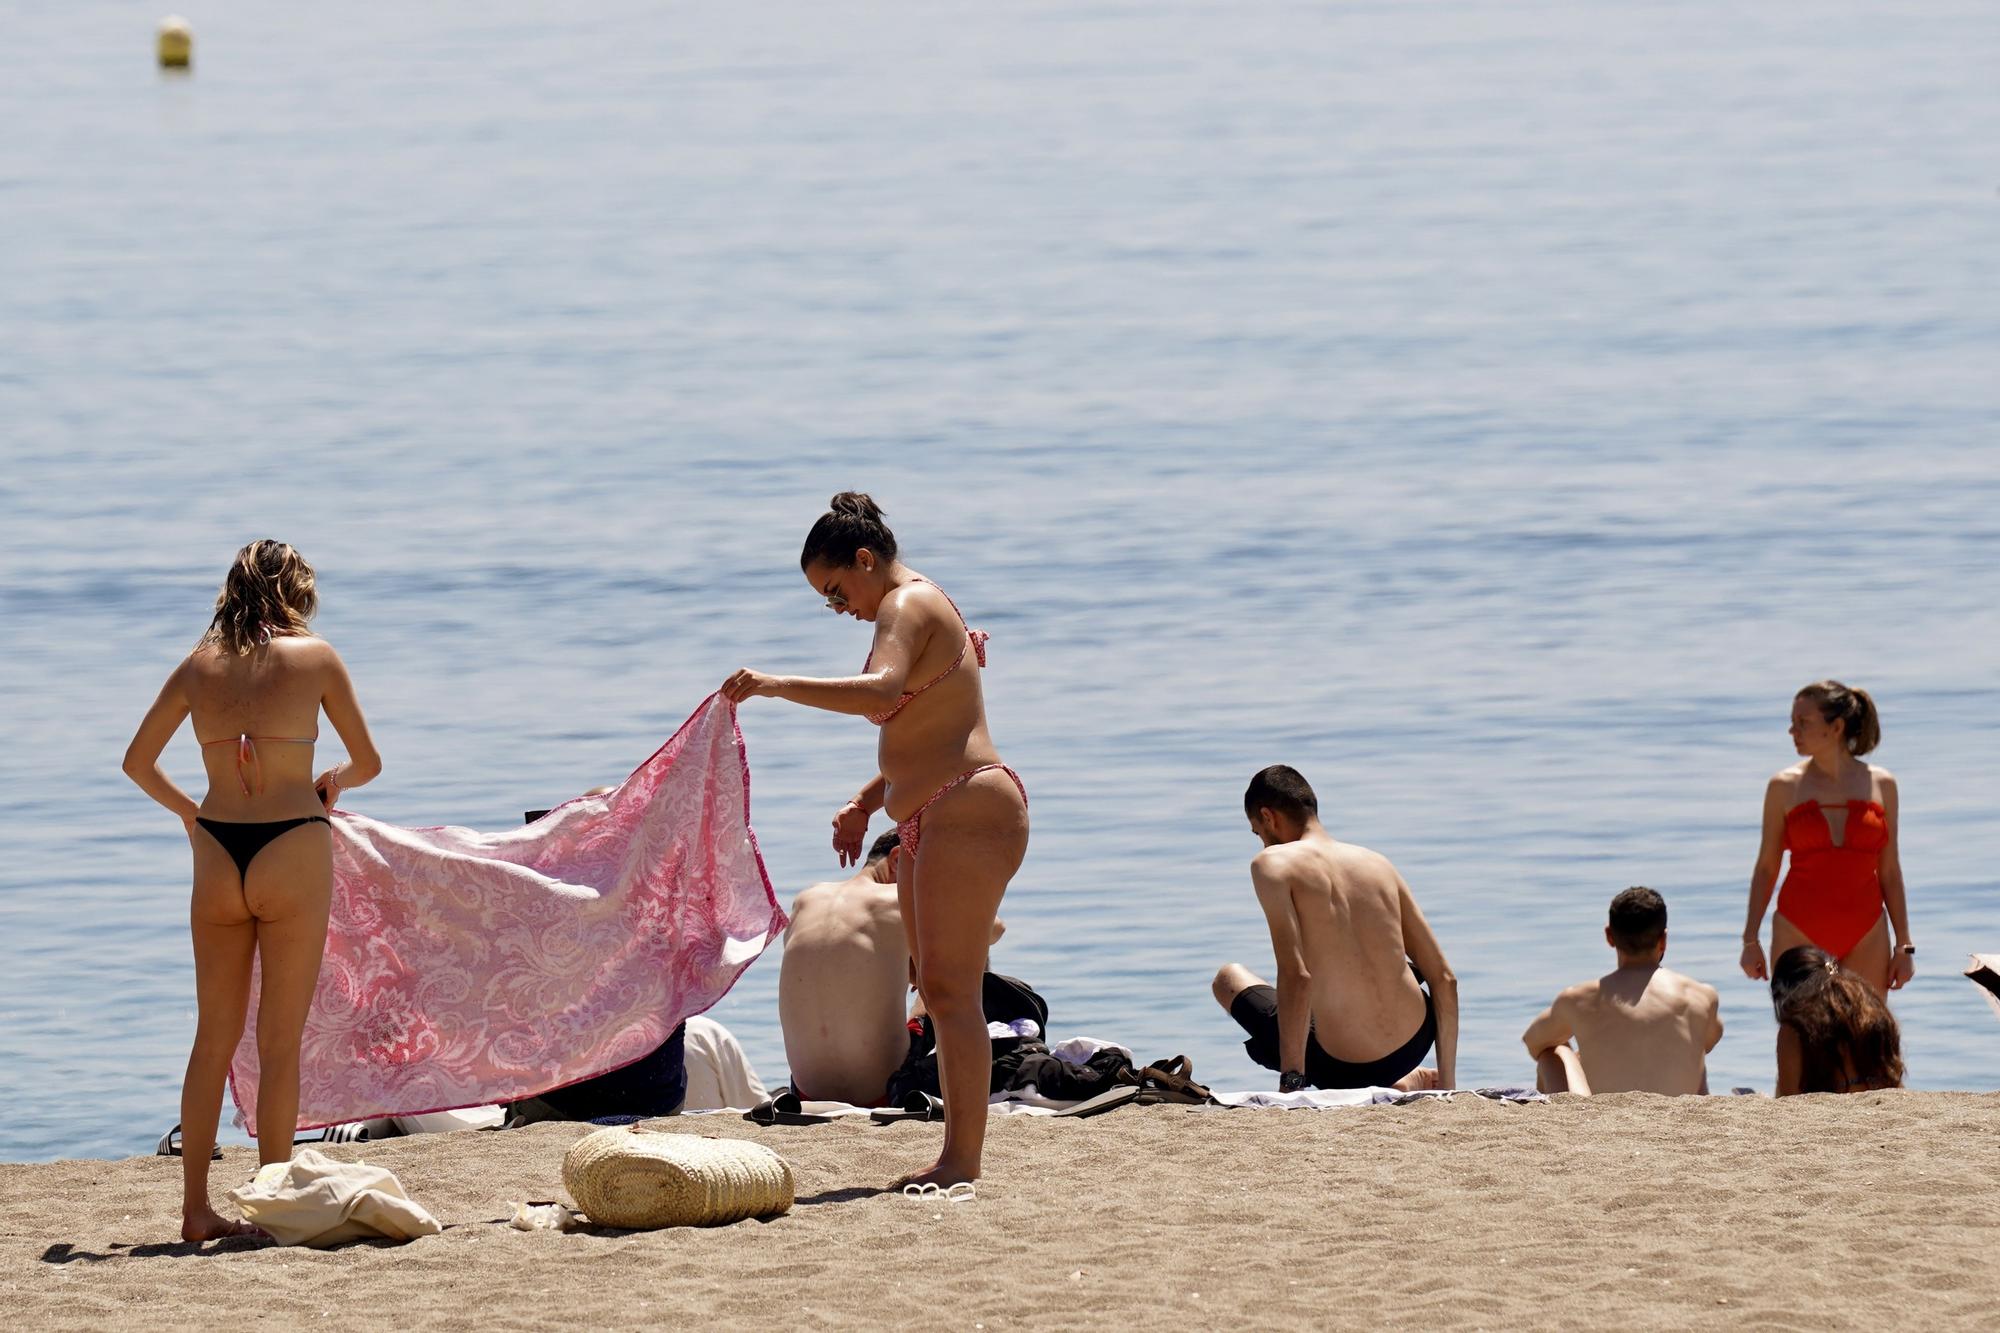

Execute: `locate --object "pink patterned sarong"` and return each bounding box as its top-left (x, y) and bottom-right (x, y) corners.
top-left (228, 696), bottom-right (787, 1133)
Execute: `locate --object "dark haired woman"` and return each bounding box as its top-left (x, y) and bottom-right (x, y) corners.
top-left (123, 541), bottom-right (381, 1240)
top-left (1740, 680), bottom-right (1911, 997)
top-left (1769, 946), bottom-right (1905, 1094)
top-left (723, 494), bottom-right (1027, 1188)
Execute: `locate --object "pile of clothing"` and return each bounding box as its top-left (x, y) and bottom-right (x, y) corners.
top-left (885, 974), bottom-right (1213, 1107)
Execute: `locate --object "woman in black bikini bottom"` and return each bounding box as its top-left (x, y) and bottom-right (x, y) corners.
top-left (124, 540), bottom-right (381, 1242)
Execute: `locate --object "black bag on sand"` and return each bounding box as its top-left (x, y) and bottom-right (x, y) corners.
top-left (885, 972), bottom-right (1054, 1102)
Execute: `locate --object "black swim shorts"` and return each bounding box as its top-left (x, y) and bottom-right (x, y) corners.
top-left (1229, 975), bottom-right (1436, 1090)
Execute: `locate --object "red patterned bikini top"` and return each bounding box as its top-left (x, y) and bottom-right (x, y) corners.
top-left (864, 579), bottom-right (988, 727)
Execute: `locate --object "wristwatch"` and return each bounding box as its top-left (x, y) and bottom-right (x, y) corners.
top-left (1279, 1070), bottom-right (1310, 1094)
top-left (1897, 944), bottom-right (1916, 956)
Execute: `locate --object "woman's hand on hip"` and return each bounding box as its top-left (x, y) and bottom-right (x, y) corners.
top-left (721, 669), bottom-right (784, 703)
top-left (832, 800), bottom-right (870, 866)
top-left (1739, 939), bottom-right (1767, 982)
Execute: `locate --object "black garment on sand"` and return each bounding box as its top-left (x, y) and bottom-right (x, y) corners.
top-left (1231, 966), bottom-right (1436, 1090)
top-left (886, 973), bottom-right (1073, 1102)
top-left (514, 1022), bottom-right (688, 1120)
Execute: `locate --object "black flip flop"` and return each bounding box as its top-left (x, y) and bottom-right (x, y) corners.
top-left (155, 1123), bottom-right (223, 1161)
top-left (746, 1088), bottom-right (835, 1126)
top-left (1054, 1084), bottom-right (1143, 1118)
top-left (869, 1090), bottom-right (945, 1124)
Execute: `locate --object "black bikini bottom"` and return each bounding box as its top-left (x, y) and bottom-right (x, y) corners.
top-left (195, 816), bottom-right (330, 878)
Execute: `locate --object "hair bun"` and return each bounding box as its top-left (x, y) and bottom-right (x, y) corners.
top-left (828, 491), bottom-right (883, 522)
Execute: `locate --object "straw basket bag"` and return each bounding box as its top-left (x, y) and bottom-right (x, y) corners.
top-left (562, 1127), bottom-right (795, 1229)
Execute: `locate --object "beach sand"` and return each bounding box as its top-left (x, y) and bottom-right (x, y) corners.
top-left (7, 1091), bottom-right (1997, 1329)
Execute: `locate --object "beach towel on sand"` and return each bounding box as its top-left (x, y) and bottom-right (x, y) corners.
top-left (229, 1149), bottom-right (441, 1247)
top-left (228, 696), bottom-right (787, 1133)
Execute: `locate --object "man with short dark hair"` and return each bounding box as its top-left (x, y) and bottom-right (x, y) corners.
top-left (1212, 765), bottom-right (1459, 1091)
top-left (1521, 886), bottom-right (1723, 1095)
top-left (779, 831), bottom-right (914, 1104)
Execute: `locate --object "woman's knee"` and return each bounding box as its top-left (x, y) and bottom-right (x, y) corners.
top-left (255, 1019), bottom-right (308, 1064)
top-left (916, 962), bottom-right (980, 1014)
top-left (188, 1026), bottom-right (243, 1068)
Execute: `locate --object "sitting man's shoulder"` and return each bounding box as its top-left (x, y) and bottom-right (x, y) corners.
top-left (1666, 969), bottom-right (1722, 1009)
top-left (1555, 978), bottom-right (1601, 1010)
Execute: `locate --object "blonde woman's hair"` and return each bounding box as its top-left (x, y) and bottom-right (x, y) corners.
top-left (202, 540), bottom-right (318, 655)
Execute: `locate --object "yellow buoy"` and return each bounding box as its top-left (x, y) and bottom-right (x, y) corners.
top-left (157, 16), bottom-right (193, 69)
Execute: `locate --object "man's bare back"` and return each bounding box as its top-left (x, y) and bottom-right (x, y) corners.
top-left (1259, 835), bottom-right (1436, 1062)
top-left (1528, 966), bottom-right (1720, 1095)
top-left (1523, 887), bottom-right (1722, 1096)
top-left (779, 857), bottom-right (910, 1105)
top-left (1216, 767), bottom-right (1459, 1091)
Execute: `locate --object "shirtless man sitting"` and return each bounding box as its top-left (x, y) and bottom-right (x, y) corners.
top-left (1212, 766), bottom-right (1459, 1092)
top-left (779, 830), bottom-right (1004, 1104)
top-left (1521, 886), bottom-right (1722, 1096)
top-left (780, 831), bottom-right (913, 1104)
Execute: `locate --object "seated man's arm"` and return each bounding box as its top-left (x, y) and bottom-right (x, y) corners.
top-left (1398, 878), bottom-right (1458, 1088)
top-left (1251, 854), bottom-right (1313, 1083)
top-left (1701, 984), bottom-right (1724, 1052)
top-left (1521, 993), bottom-right (1576, 1061)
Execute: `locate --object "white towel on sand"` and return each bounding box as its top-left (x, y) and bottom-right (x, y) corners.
top-left (228, 1150), bottom-right (441, 1248)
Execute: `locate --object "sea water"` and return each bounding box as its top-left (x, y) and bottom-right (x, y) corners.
top-left (1, 0), bottom-right (1996, 1161)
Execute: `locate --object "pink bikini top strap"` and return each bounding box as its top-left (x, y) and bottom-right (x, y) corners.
top-left (862, 580), bottom-right (989, 724)
top-left (198, 733), bottom-right (318, 797)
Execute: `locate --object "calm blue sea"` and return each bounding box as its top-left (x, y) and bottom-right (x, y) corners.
top-left (2, 0), bottom-right (1996, 1162)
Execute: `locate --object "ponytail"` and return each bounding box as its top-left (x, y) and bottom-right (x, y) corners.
top-left (1797, 679), bottom-right (1880, 756)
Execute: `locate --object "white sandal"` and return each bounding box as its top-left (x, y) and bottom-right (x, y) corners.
top-left (901, 1181), bottom-right (976, 1203)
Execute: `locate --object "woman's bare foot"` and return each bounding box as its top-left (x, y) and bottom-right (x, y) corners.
top-left (182, 1206), bottom-right (264, 1243)
top-left (892, 1158), bottom-right (979, 1191)
top-left (1393, 1067), bottom-right (1442, 1092)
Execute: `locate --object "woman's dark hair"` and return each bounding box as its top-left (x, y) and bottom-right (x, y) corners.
top-left (1796, 679), bottom-right (1880, 756)
top-left (1244, 765), bottom-right (1319, 823)
top-left (201, 540), bottom-right (317, 656)
top-left (800, 492), bottom-right (898, 571)
top-left (1770, 946), bottom-right (1904, 1093)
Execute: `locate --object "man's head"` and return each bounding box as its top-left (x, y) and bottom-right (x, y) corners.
top-left (1244, 765), bottom-right (1319, 846)
top-left (1605, 886), bottom-right (1667, 963)
top-left (865, 829), bottom-right (902, 882)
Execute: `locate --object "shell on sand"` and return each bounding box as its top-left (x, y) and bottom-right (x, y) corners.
top-left (561, 1126), bottom-right (794, 1228)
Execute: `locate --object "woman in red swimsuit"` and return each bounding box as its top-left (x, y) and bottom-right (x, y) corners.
top-left (723, 493), bottom-right (1028, 1187)
top-left (123, 541), bottom-right (382, 1240)
top-left (1739, 680), bottom-right (1913, 997)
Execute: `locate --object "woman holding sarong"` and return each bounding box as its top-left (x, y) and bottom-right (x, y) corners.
top-left (724, 493), bottom-right (1028, 1187)
top-left (124, 541), bottom-right (381, 1239)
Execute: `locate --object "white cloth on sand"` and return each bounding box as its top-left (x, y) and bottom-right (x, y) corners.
top-left (1213, 1087), bottom-right (1388, 1109)
top-left (1048, 1035), bottom-right (1135, 1067)
top-left (681, 1015), bottom-right (769, 1111)
top-left (228, 1149), bottom-right (441, 1248)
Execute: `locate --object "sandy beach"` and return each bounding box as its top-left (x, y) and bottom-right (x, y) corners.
top-left (7, 1091), bottom-right (1997, 1329)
